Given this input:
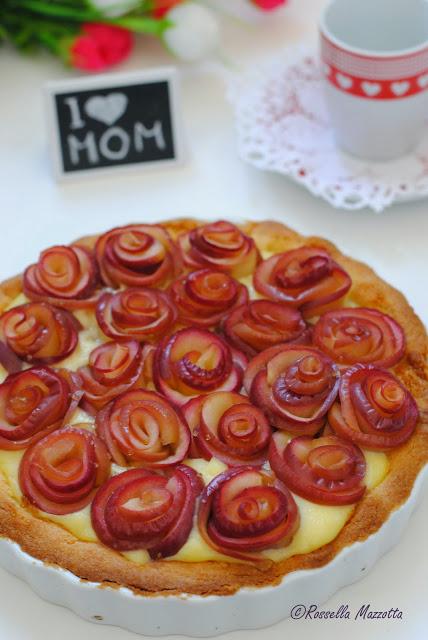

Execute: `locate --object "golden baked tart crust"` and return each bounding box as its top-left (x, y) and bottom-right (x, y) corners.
top-left (0, 219), bottom-right (426, 597)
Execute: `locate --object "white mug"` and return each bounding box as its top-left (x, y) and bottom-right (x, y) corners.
top-left (320, 0), bottom-right (428, 161)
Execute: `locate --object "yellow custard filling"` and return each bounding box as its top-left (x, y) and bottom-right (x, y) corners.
top-left (239, 275), bottom-right (261, 300)
top-left (58, 309), bottom-right (107, 372)
top-left (168, 450), bottom-right (388, 564)
top-left (0, 291), bottom-right (390, 565)
top-left (0, 442), bottom-right (389, 564)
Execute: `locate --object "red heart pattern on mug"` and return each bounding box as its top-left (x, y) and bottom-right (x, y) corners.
top-left (391, 81), bottom-right (410, 96)
top-left (336, 73), bottom-right (353, 90)
top-left (361, 81), bottom-right (381, 97)
top-left (417, 74), bottom-right (428, 88)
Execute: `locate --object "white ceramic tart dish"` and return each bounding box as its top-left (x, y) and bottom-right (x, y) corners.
top-left (0, 218), bottom-right (426, 636)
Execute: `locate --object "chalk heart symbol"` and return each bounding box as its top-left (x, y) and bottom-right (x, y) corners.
top-left (361, 81), bottom-right (381, 97)
top-left (85, 93), bottom-right (128, 126)
top-left (391, 81), bottom-right (410, 96)
top-left (336, 73), bottom-right (353, 90)
top-left (417, 73), bottom-right (428, 88)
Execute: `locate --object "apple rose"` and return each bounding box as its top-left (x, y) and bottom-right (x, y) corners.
top-left (223, 299), bottom-right (310, 357)
top-left (170, 268), bottom-right (248, 329)
top-left (95, 223), bottom-right (180, 289)
top-left (0, 302), bottom-right (79, 366)
top-left (0, 341), bottom-right (22, 374)
top-left (96, 389), bottom-right (191, 467)
top-left (19, 426), bottom-right (110, 515)
top-left (183, 391), bottom-right (271, 466)
top-left (329, 364), bottom-right (418, 450)
top-left (91, 464), bottom-right (202, 557)
top-left (269, 432), bottom-right (366, 505)
top-left (178, 220), bottom-right (260, 278)
top-left (78, 340), bottom-right (145, 413)
top-left (96, 288), bottom-right (177, 343)
top-left (254, 246), bottom-right (351, 317)
top-left (23, 244), bottom-right (99, 309)
top-left (153, 328), bottom-right (247, 406)
top-left (313, 307), bottom-right (405, 368)
top-left (0, 367), bottom-right (73, 450)
top-left (244, 345), bottom-right (339, 435)
top-left (140, 343), bottom-right (156, 388)
top-left (198, 467), bottom-right (299, 561)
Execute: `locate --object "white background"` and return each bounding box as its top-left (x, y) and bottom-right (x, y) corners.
top-left (0, 0), bottom-right (427, 638)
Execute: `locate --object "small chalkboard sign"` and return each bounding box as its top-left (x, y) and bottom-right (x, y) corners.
top-left (45, 67), bottom-right (184, 180)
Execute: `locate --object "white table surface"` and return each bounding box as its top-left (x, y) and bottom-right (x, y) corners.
top-left (0, 1), bottom-right (427, 638)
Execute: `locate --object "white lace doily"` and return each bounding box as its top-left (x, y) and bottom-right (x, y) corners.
top-left (228, 50), bottom-right (428, 212)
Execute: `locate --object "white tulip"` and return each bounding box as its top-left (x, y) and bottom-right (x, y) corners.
top-left (89, 0), bottom-right (140, 18)
top-left (163, 3), bottom-right (220, 62)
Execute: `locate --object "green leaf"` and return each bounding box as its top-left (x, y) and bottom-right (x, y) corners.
top-left (13, 24), bottom-right (35, 47)
top-left (17, 0), bottom-right (104, 21)
top-left (37, 29), bottom-right (63, 53)
top-left (111, 15), bottom-right (172, 36)
top-left (85, 0), bottom-right (152, 13)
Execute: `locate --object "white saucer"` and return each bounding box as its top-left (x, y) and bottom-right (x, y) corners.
top-left (228, 49), bottom-right (428, 212)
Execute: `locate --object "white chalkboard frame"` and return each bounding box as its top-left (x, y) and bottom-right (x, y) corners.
top-left (44, 67), bottom-right (185, 181)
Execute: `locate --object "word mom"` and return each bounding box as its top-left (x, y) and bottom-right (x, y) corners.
top-left (47, 70), bottom-right (181, 178)
top-left (65, 94), bottom-right (166, 166)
